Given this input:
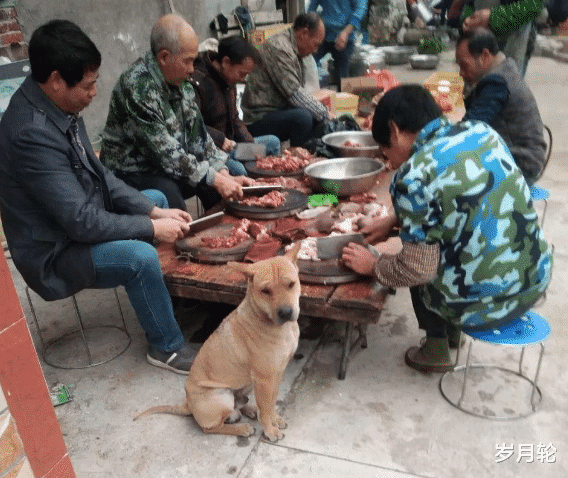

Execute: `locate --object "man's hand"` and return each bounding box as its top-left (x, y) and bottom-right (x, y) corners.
top-left (149, 206), bottom-right (192, 223)
top-left (335, 29), bottom-right (350, 52)
top-left (151, 217), bottom-right (190, 243)
top-left (357, 210), bottom-right (398, 245)
top-left (462, 9), bottom-right (491, 31)
top-left (342, 242), bottom-right (376, 276)
top-left (213, 171), bottom-right (244, 201)
top-left (231, 175), bottom-right (256, 186)
top-left (221, 138), bottom-right (237, 152)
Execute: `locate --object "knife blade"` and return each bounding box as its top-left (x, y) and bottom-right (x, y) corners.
top-left (234, 143), bottom-right (267, 161)
top-left (317, 233), bottom-right (365, 260)
top-left (241, 185), bottom-right (284, 196)
top-left (187, 211), bottom-right (224, 235)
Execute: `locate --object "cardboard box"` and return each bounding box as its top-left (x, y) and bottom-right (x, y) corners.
top-left (423, 72), bottom-right (465, 113)
top-left (341, 76), bottom-right (383, 116)
top-left (332, 92), bottom-right (359, 116)
top-left (249, 23), bottom-right (291, 49)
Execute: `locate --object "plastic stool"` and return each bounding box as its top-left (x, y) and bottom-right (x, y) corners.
top-left (439, 310), bottom-right (550, 419)
top-left (26, 287), bottom-right (131, 369)
top-left (530, 184), bottom-right (550, 227)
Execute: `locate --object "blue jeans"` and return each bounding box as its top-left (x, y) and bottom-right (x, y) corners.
top-left (313, 39), bottom-right (355, 90)
top-left (225, 135), bottom-right (281, 176)
top-left (89, 189), bottom-right (184, 353)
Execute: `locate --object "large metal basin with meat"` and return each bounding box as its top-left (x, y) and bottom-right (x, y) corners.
top-left (304, 157), bottom-right (385, 196)
top-left (322, 131), bottom-right (381, 158)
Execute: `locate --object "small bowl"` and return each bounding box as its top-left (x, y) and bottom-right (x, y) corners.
top-left (322, 131), bottom-right (381, 158)
top-left (409, 54), bottom-right (440, 70)
top-left (304, 157), bottom-right (385, 196)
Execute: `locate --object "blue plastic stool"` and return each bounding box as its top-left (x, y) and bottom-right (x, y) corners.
top-left (439, 310), bottom-right (550, 419)
top-left (530, 184), bottom-right (550, 227)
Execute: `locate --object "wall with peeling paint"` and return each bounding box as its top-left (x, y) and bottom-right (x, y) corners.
top-left (15, 0), bottom-right (238, 138)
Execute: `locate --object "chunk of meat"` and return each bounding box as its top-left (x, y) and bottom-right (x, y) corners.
top-left (240, 190), bottom-right (287, 208)
top-left (255, 147), bottom-right (315, 172)
top-left (200, 219), bottom-right (251, 249)
top-left (343, 140), bottom-right (363, 148)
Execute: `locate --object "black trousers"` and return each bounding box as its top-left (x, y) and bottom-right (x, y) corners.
top-left (410, 286), bottom-right (451, 338)
top-left (116, 172), bottom-right (221, 212)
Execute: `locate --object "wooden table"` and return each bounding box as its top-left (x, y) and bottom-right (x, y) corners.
top-left (158, 239), bottom-right (391, 380)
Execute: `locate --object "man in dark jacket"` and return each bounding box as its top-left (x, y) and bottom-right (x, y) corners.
top-left (191, 35), bottom-right (279, 175)
top-left (456, 28), bottom-right (546, 184)
top-left (0, 19), bottom-right (196, 374)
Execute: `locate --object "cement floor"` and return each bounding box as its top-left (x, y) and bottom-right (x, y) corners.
top-left (4, 46), bottom-right (568, 477)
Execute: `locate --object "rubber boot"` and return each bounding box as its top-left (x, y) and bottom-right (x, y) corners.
top-left (447, 325), bottom-right (465, 349)
top-left (405, 337), bottom-right (454, 373)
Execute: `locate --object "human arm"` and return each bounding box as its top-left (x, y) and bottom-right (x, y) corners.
top-left (149, 207), bottom-right (191, 242)
top-left (462, 74), bottom-right (509, 124)
top-left (11, 126), bottom-right (155, 243)
top-left (113, 78), bottom-right (228, 187)
top-left (462, 0), bottom-right (543, 36)
top-left (342, 241), bottom-right (439, 287)
top-left (262, 40), bottom-right (329, 121)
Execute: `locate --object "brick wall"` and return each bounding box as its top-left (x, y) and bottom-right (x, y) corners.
top-left (0, 6), bottom-right (28, 61)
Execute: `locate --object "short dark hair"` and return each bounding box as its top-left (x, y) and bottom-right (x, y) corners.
top-left (372, 85), bottom-right (442, 147)
top-left (457, 28), bottom-right (499, 57)
top-left (29, 19), bottom-right (101, 86)
top-left (215, 35), bottom-right (261, 64)
top-left (293, 12), bottom-right (322, 33)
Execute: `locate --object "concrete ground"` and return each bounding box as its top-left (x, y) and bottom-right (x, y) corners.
top-left (4, 44), bottom-right (568, 478)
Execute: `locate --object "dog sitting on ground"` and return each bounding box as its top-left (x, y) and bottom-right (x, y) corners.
top-left (135, 243), bottom-right (301, 442)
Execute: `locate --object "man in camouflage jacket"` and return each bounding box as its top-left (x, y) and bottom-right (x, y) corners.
top-left (342, 85), bottom-right (552, 373)
top-left (100, 14), bottom-right (252, 211)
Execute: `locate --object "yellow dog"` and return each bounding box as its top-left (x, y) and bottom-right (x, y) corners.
top-left (135, 243), bottom-right (301, 442)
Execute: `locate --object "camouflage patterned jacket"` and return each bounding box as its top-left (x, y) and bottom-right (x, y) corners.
top-left (384, 117), bottom-right (552, 328)
top-left (100, 51), bottom-right (228, 187)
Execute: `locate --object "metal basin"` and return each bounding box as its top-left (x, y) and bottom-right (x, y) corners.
top-left (410, 54), bottom-right (440, 70)
top-left (322, 131), bottom-right (381, 158)
top-left (381, 46), bottom-right (415, 65)
top-left (304, 157), bottom-right (385, 196)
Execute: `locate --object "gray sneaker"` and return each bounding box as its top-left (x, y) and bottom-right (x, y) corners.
top-left (147, 342), bottom-right (197, 375)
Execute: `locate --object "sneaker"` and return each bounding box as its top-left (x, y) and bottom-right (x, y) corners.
top-left (147, 342), bottom-right (197, 375)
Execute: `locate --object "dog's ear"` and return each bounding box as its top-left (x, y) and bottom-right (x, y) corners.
top-left (284, 241), bottom-right (302, 265)
top-left (227, 261), bottom-right (255, 280)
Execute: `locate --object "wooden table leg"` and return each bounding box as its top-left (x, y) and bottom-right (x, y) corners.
top-left (338, 323), bottom-right (370, 380)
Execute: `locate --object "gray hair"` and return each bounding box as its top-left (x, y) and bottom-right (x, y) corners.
top-left (150, 17), bottom-right (186, 56)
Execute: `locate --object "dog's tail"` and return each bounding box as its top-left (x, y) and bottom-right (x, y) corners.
top-left (133, 403), bottom-right (191, 421)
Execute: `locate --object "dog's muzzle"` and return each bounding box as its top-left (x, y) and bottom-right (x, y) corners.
top-left (277, 306), bottom-right (296, 323)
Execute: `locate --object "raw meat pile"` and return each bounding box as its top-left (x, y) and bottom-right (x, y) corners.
top-left (286, 237), bottom-right (320, 261)
top-left (200, 218), bottom-right (273, 249)
top-left (255, 176), bottom-right (313, 195)
top-left (255, 147), bottom-right (315, 172)
top-left (349, 192), bottom-right (378, 204)
top-left (343, 140), bottom-right (363, 148)
top-left (240, 190), bottom-right (287, 208)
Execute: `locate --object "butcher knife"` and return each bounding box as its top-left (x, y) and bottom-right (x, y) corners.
top-left (187, 211), bottom-right (224, 235)
top-left (234, 143), bottom-right (267, 161)
top-left (317, 233), bottom-right (365, 260)
top-left (241, 184), bottom-right (284, 196)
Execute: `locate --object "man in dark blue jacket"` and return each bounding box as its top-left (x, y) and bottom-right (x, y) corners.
top-left (0, 19), bottom-right (197, 374)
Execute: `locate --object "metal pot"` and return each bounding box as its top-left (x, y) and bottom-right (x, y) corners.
top-left (321, 131), bottom-right (382, 158)
top-left (380, 46), bottom-right (416, 65)
top-left (349, 50), bottom-right (386, 77)
top-left (409, 54), bottom-right (440, 70)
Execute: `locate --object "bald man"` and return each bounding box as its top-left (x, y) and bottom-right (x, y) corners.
top-left (101, 14), bottom-right (253, 211)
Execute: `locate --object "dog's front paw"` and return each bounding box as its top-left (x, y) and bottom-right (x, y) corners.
top-left (262, 426), bottom-right (285, 442)
top-left (272, 414), bottom-right (287, 429)
top-left (237, 423), bottom-right (255, 437)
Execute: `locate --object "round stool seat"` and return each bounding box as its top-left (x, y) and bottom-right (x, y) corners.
top-left (465, 310), bottom-right (550, 346)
